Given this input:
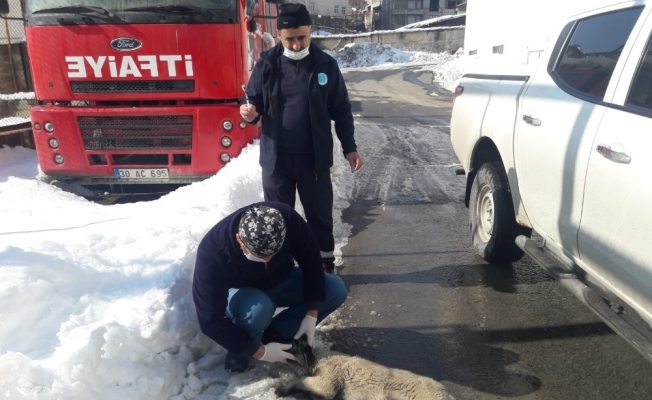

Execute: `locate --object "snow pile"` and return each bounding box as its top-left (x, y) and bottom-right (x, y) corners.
top-left (427, 52), bottom-right (536, 92)
top-left (325, 42), bottom-right (410, 68)
top-left (0, 145), bottom-right (38, 179)
top-left (408, 51), bottom-right (458, 66)
top-left (427, 49), bottom-right (467, 92)
top-left (0, 137), bottom-right (355, 400)
top-left (326, 42), bottom-right (456, 68)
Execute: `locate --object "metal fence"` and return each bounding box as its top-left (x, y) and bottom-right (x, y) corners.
top-left (0, 0), bottom-right (33, 149)
top-left (0, 0), bottom-right (32, 122)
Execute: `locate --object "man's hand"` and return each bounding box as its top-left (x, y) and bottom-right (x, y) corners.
top-left (257, 343), bottom-right (296, 363)
top-left (294, 313), bottom-right (318, 347)
top-left (240, 104), bottom-right (258, 122)
top-left (345, 152), bottom-right (364, 171)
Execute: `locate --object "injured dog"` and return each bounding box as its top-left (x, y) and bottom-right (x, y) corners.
top-left (275, 335), bottom-right (455, 400)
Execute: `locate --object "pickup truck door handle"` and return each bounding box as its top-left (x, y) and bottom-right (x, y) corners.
top-left (596, 145), bottom-right (632, 164)
top-left (522, 114), bottom-right (542, 126)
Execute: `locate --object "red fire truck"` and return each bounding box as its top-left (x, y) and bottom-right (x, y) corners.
top-left (0, 0), bottom-right (278, 190)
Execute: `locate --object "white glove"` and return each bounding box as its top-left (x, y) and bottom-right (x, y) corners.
top-left (259, 343), bottom-right (296, 363)
top-left (294, 314), bottom-right (317, 347)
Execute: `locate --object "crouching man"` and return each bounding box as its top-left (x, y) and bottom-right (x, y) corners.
top-left (192, 201), bottom-right (348, 373)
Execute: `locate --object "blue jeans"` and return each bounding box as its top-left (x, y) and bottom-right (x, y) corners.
top-left (226, 267), bottom-right (348, 342)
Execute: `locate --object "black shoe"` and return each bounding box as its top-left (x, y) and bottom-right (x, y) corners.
top-left (323, 262), bottom-right (336, 274)
top-left (225, 352), bottom-right (249, 373)
top-left (261, 325), bottom-right (291, 345)
top-left (322, 256), bottom-right (336, 274)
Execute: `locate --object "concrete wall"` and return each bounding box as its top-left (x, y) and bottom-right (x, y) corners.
top-left (312, 26), bottom-right (465, 53)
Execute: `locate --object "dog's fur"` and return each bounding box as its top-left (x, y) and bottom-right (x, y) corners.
top-left (276, 336), bottom-right (455, 400)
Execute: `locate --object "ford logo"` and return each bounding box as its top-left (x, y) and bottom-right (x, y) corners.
top-left (109, 38), bottom-right (142, 51)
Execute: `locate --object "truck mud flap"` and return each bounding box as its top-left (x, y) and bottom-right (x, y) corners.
top-left (516, 235), bottom-right (652, 362)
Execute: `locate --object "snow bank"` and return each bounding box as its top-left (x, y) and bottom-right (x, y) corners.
top-left (0, 137), bottom-right (355, 400)
top-left (325, 42), bottom-right (457, 69)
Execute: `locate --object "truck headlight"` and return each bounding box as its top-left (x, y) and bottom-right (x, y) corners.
top-left (239, 121), bottom-right (246, 129)
top-left (221, 136), bottom-right (232, 147)
top-left (49, 138), bottom-right (59, 148)
top-left (222, 120), bottom-right (233, 131)
top-left (54, 154), bottom-right (64, 164)
top-left (44, 122), bottom-right (55, 132)
top-left (220, 153), bottom-right (230, 162)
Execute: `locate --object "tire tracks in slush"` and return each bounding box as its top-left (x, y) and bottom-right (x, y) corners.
top-left (352, 122), bottom-right (464, 205)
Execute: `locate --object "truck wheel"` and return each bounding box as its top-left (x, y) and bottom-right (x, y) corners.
top-left (469, 162), bottom-right (530, 264)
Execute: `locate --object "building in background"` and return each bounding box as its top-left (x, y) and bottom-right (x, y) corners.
top-left (307, 0), bottom-right (349, 16)
top-left (366, 0), bottom-right (464, 31)
top-left (307, 0), bottom-right (354, 32)
top-left (348, 0), bottom-right (367, 31)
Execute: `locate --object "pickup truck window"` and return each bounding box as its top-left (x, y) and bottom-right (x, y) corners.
top-left (627, 36), bottom-right (652, 110)
top-left (555, 7), bottom-right (643, 100)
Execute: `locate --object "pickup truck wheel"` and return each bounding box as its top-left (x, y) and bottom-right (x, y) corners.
top-left (470, 162), bottom-right (529, 264)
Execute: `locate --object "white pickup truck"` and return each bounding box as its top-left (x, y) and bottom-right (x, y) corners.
top-left (451, 0), bottom-right (652, 360)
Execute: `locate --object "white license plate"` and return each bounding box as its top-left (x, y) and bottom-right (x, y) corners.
top-left (113, 168), bottom-right (169, 180)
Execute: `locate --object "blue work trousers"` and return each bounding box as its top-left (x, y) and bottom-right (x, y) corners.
top-left (226, 267), bottom-right (347, 341)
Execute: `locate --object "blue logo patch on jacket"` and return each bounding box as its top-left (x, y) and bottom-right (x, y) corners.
top-left (318, 73), bottom-right (328, 86)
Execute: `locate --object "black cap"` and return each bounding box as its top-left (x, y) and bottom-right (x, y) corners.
top-left (277, 3), bottom-right (312, 30)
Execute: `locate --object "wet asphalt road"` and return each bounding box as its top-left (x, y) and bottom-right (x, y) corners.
top-left (332, 65), bottom-right (652, 399)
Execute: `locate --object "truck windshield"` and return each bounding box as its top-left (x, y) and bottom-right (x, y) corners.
top-left (26, 0), bottom-right (237, 24)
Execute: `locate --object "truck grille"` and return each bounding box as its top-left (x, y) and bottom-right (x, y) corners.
top-left (71, 80), bottom-right (195, 93)
top-left (78, 115), bottom-right (193, 150)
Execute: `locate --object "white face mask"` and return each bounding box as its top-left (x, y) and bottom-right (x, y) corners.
top-left (283, 46), bottom-right (310, 61)
top-left (244, 252), bottom-right (267, 263)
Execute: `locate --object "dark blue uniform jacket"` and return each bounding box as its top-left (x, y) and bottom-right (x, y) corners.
top-left (192, 201), bottom-right (325, 357)
top-left (245, 42), bottom-right (357, 171)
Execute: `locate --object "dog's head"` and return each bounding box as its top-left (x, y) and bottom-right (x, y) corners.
top-left (287, 334), bottom-right (316, 370)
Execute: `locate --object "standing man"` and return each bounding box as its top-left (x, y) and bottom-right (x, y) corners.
top-left (240, 3), bottom-right (363, 273)
top-left (193, 202), bottom-right (348, 373)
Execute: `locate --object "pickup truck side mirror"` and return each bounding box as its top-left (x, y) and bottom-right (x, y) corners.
top-left (0, 0), bottom-right (10, 15)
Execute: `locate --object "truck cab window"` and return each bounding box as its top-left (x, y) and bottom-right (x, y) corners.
top-left (626, 37), bottom-right (652, 110)
top-left (554, 7), bottom-right (643, 100)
